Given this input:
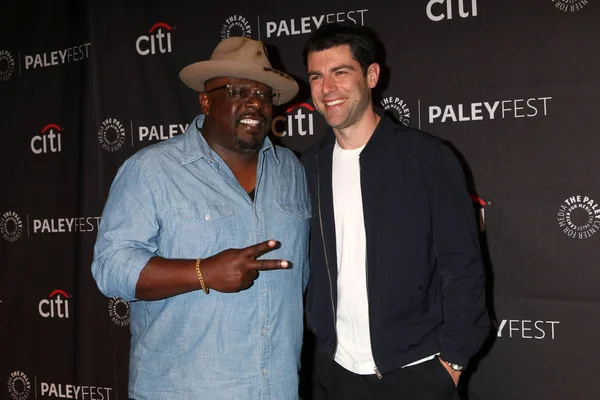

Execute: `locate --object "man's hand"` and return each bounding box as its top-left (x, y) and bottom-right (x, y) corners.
top-left (438, 357), bottom-right (461, 387)
top-left (201, 240), bottom-right (289, 292)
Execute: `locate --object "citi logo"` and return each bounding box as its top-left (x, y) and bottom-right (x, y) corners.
top-left (471, 196), bottom-right (490, 232)
top-left (426, 0), bottom-right (478, 22)
top-left (221, 15), bottom-right (252, 40)
top-left (0, 50), bottom-right (16, 81)
top-left (381, 97), bottom-right (410, 126)
top-left (136, 22), bottom-right (173, 56)
top-left (38, 289), bottom-right (70, 319)
top-left (7, 371), bottom-right (31, 400)
top-left (272, 103), bottom-right (315, 138)
top-left (0, 211), bottom-right (23, 242)
top-left (31, 124), bottom-right (62, 154)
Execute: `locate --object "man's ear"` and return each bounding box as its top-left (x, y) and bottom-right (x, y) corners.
top-left (367, 63), bottom-right (380, 89)
top-left (200, 92), bottom-right (210, 115)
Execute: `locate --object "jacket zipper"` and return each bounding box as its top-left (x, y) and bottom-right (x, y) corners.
top-left (315, 154), bottom-right (338, 359)
top-left (361, 161), bottom-right (383, 380)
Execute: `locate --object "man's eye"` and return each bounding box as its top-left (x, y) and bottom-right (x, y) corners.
top-left (309, 76), bottom-right (321, 82)
top-left (231, 87), bottom-right (247, 97)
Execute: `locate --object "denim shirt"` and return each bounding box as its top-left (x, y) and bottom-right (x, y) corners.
top-left (92, 115), bottom-right (310, 400)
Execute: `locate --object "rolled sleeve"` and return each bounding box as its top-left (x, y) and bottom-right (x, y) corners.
top-left (92, 158), bottom-right (160, 301)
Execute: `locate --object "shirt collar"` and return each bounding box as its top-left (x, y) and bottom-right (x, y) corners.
top-left (180, 114), bottom-right (280, 165)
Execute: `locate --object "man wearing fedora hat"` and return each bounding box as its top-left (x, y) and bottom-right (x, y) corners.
top-left (92, 37), bottom-right (310, 400)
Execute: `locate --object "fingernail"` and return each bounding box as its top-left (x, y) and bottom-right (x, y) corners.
top-left (281, 261), bottom-right (288, 268)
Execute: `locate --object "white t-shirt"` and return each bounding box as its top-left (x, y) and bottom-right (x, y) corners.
top-left (332, 140), bottom-right (437, 375)
top-left (332, 140), bottom-right (376, 374)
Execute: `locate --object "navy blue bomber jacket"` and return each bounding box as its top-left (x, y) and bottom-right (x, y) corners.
top-left (301, 109), bottom-right (490, 375)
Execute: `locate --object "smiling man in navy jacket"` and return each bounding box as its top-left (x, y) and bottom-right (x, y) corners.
top-left (300, 22), bottom-right (490, 400)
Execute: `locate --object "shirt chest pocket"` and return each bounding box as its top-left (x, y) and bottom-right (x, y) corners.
top-left (174, 201), bottom-right (235, 223)
top-left (276, 202), bottom-right (311, 220)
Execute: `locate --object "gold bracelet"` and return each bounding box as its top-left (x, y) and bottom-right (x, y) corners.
top-left (195, 258), bottom-right (209, 294)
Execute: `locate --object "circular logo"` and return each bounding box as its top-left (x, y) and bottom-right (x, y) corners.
top-left (0, 50), bottom-right (15, 82)
top-left (557, 195), bottom-right (600, 239)
top-left (221, 15), bottom-right (252, 40)
top-left (98, 118), bottom-right (126, 152)
top-left (108, 297), bottom-right (130, 326)
top-left (552, 0), bottom-right (588, 12)
top-left (380, 97), bottom-right (411, 126)
top-left (0, 211), bottom-right (23, 242)
top-left (7, 371), bottom-right (31, 400)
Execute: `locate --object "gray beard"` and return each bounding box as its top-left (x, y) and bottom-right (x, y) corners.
top-left (234, 133), bottom-right (263, 153)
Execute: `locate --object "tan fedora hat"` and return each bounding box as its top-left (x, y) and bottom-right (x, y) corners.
top-left (179, 37), bottom-right (299, 105)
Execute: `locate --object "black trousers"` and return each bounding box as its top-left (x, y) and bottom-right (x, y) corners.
top-left (312, 351), bottom-right (460, 400)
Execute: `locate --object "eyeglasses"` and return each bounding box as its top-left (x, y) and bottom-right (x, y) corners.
top-left (206, 84), bottom-right (281, 105)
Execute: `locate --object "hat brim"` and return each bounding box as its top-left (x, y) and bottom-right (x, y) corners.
top-left (179, 60), bottom-right (299, 106)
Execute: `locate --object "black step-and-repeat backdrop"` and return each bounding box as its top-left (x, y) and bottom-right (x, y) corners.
top-left (1, 1), bottom-right (599, 399)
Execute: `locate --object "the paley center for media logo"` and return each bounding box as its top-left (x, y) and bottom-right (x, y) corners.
top-left (0, 50), bottom-right (16, 81)
top-left (557, 194), bottom-right (600, 240)
top-left (221, 15), bottom-right (252, 40)
top-left (7, 371), bottom-right (31, 400)
top-left (0, 211), bottom-right (23, 242)
top-left (381, 96), bottom-right (411, 126)
top-left (108, 297), bottom-right (130, 327)
top-left (552, 0), bottom-right (588, 12)
top-left (98, 118), bottom-right (126, 152)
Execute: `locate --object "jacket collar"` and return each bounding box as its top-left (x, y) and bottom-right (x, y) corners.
top-left (315, 107), bottom-right (396, 156)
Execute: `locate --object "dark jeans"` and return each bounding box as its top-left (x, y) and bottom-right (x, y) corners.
top-left (312, 351), bottom-right (460, 400)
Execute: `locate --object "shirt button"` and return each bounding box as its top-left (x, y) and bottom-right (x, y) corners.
top-left (204, 214), bottom-right (210, 221)
top-left (263, 369), bottom-right (268, 375)
top-left (263, 288), bottom-right (268, 292)
top-left (263, 329), bottom-right (268, 335)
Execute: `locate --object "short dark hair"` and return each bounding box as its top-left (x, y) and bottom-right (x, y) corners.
top-left (302, 22), bottom-right (382, 76)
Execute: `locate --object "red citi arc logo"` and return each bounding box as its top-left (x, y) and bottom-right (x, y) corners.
top-left (38, 289), bottom-right (70, 318)
top-left (272, 103), bottom-right (315, 138)
top-left (136, 22), bottom-right (173, 55)
top-left (471, 195), bottom-right (489, 232)
top-left (31, 124), bottom-right (62, 154)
